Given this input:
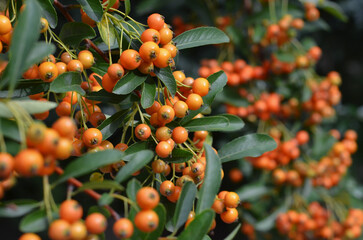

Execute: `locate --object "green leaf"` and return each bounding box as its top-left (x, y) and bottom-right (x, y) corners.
top-left (173, 181), bottom-right (197, 230)
top-left (124, 0), bottom-right (131, 16)
top-left (173, 27), bottom-right (229, 50)
top-left (126, 178), bottom-right (142, 201)
top-left (161, 148), bottom-right (193, 163)
top-left (148, 204), bottom-right (167, 240)
top-left (224, 223), bottom-right (242, 240)
top-left (178, 209), bottom-right (215, 240)
top-left (97, 17), bottom-right (118, 48)
top-left (154, 67), bottom-right (177, 97)
top-left (219, 134), bottom-right (277, 163)
top-left (98, 193), bottom-right (114, 206)
top-left (219, 114), bottom-right (245, 132)
top-left (125, 141), bottom-right (150, 155)
top-left (88, 206), bottom-right (111, 218)
top-left (236, 185), bottom-right (271, 201)
top-left (0, 80), bottom-right (49, 99)
top-left (311, 128), bottom-right (336, 160)
top-left (73, 180), bottom-right (123, 195)
top-left (320, 1), bottom-right (348, 22)
top-left (105, 0), bottom-right (117, 11)
top-left (141, 78), bottom-right (156, 109)
top-left (38, 0), bottom-right (57, 28)
top-left (59, 22), bottom-right (96, 47)
top-left (115, 150), bottom-right (154, 183)
top-left (196, 144), bottom-right (221, 214)
top-left (20, 209), bottom-right (57, 233)
top-left (113, 71), bottom-right (148, 95)
top-left (275, 52), bottom-right (295, 63)
top-left (76, 0), bottom-right (103, 22)
top-left (254, 204), bottom-right (288, 231)
top-left (24, 42), bottom-right (56, 70)
top-left (181, 71), bottom-right (227, 124)
top-left (54, 150), bottom-right (124, 184)
top-left (0, 118), bottom-right (20, 142)
top-left (97, 110), bottom-right (128, 140)
top-left (0, 200), bottom-right (39, 218)
top-left (86, 89), bottom-right (138, 104)
top-left (183, 116), bottom-right (229, 132)
top-left (50, 72), bottom-right (85, 95)
top-left (0, 100), bottom-right (57, 118)
top-left (0, 0), bottom-right (41, 92)
top-left (90, 62), bottom-right (109, 76)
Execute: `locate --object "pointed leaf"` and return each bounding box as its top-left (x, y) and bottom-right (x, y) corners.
top-left (24, 42), bottom-right (56, 70)
top-left (161, 148), bottom-right (193, 163)
top-left (76, 0), bottom-right (103, 22)
top-left (224, 223), bottom-right (242, 240)
top-left (148, 204), bottom-right (167, 240)
top-left (20, 209), bottom-right (57, 233)
top-left (154, 67), bottom-right (177, 97)
top-left (86, 89), bottom-right (138, 104)
top-left (178, 209), bottom-right (215, 240)
top-left (219, 134), bottom-right (277, 163)
top-left (115, 150), bottom-right (154, 183)
top-left (320, 1), bottom-right (348, 22)
top-left (219, 114), bottom-right (245, 132)
top-left (173, 181), bottom-right (197, 230)
top-left (126, 179), bottom-right (142, 201)
top-left (113, 71), bottom-right (148, 95)
top-left (38, 0), bottom-right (58, 28)
top-left (236, 185), bottom-right (271, 201)
top-left (0, 100), bottom-right (57, 118)
top-left (54, 150), bottom-right (124, 184)
top-left (173, 27), bottom-right (229, 50)
top-left (181, 71), bottom-right (227, 124)
top-left (0, 118), bottom-right (20, 142)
top-left (50, 72), bottom-right (85, 95)
top-left (196, 144), bottom-right (221, 214)
top-left (59, 22), bottom-right (96, 47)
top-left (0, 200), bottom-right (39, 218)
top-left (73, 180), bottom-right (123, 195)
top-left (97, 110), bottom-right (128, 140)
top-left (98, 17), bottom-right (118, 47)
top-left (140, 78), bottom-right (156, 109)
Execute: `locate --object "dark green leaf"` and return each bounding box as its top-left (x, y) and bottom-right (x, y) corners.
top-left (20, 209), bottom-right (57, 233)
top-left (115, 150), bottom-right (154, 183)
top-left (161, 148), bottom-right (193, 163)
top-left (0, 118), bottom-right (20, 142)
top-left (178, 209), bottom-right (215, 240)
top-left (148, 204), bottom-right (167, 240)
top-left (196, 144), bottom-right (221, 214)
top-left (88, 206), bottom-right (111, 218)
top-left (141, 78), bottom-right (156, 109)
top-left (224, 223), bottom-right (242, 240)
top-left (0, 80), bottom-right (49, 99)
top-left (254, 204), bottom-right (288, 231)
top-left (311, 128), bottom-right (336, 160)
top-left (0, 0), bottom-right (41, 92)
top-left (320, 1), bottom-right (348, 22)
top-left (113, 71), bottom-right (148, 95)
top-left (50, 72), bottom-right (85, 95)
top-left (54, 150), bottom-right (124, 184)
top-left (124, 0), bottom-right (131, 16)
top-left (97, 110), bottom-right (128, 140)
top-left (219, 114), bottom-right (245, 132)
top-left (59, 22), bottom-right (96, 47)
top-left (183, 116), bottom-right (229, 132)
top-left (90, 62), bottom-right (109, 76)
top-left (38, 0), bottom-right (57, 28)
top-left (0, 100), bottom-right (57, 118)
top-left (76, 0), bottom-right (103, 22)
top-left (236, 185), bottom-right (271, 201)
top-left (173, 27), bottom-right (229, 50)
top-left (73, 180), bottom-right (123, 195)
top-left (173, 181), bottom-right (197, 230)
top-left (0, 200), bottom-right (39, 218)
top-left (219, 134), bottom-right (277, 163)
top-left (86, 89), bottom-right (138, 104)
top-left (125, 141), bottom-right (150, 155)
top-left (126, 179), bottom-right (142, 201)
top-left (275, 52), bottom-right (295, 63)
top-left (181, 71), bottom-right (227, 124)
top-left (154, 67), bottom-right (177, 97)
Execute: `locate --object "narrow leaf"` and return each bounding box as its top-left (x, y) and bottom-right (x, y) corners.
top-left (113, 71), bottom-right (148, 95)
top-left (173, 181), bottom-right (197, 230)
top-left (183, 115), bottom-right (230, 132)
top-left (76, 0), bottom-right (103, 22)
top-left (97, 110), bottom-right (128, 140)
top-left (0, 100), bottom-right (57, 118)
top-left (154, 67), bottom-right (177, 97)
top-left (178, 209), bottom-right (215, 240)
top-left (73, 180), bottom-right (123, 195)
top-left (0, 200), bottom-right (39, 218)
top-left (59, 22), bottom-right (96, 47)
top-left (161, 148), bottom-right (193, 163)
top-left (126, 179), bottom-right (142, 201)
top-left (50, 72), bottom-right (85, 95)
top-left (196, 144), bottom-right (221, 214)
top-left (140, 78), bottom-right (156, 109)
top-left (38, 0), bottom-right (58, 28)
